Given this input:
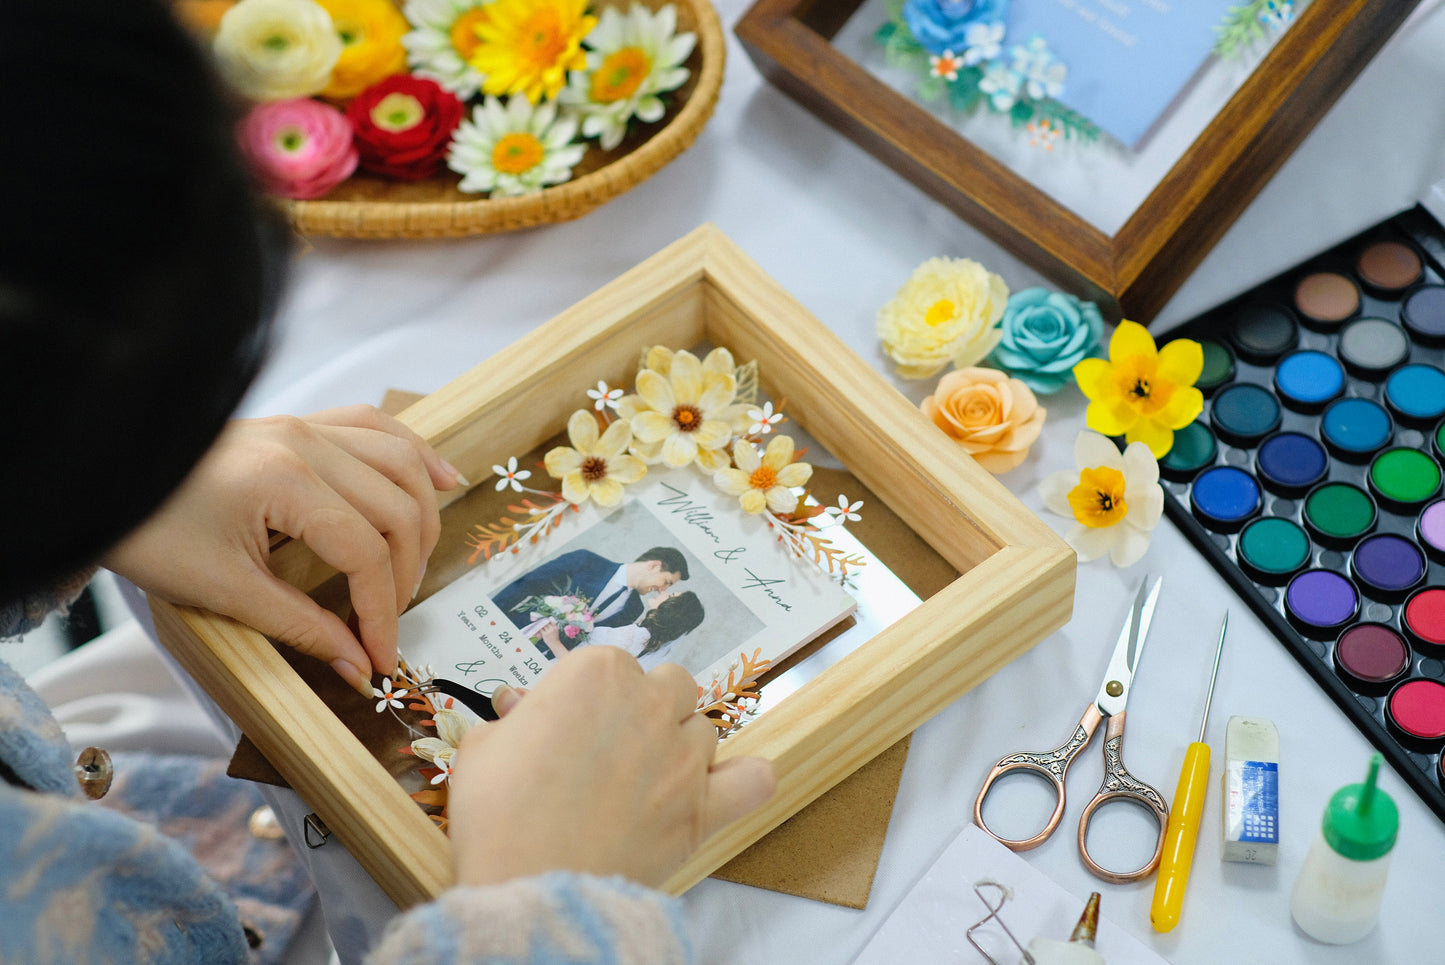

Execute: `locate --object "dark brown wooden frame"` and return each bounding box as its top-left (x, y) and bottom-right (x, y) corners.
top-left (736, 0), bottom-right (1422, 322)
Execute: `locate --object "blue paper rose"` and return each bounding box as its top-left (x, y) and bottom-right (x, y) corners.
top-left (987, 287), bottom-right (1104, 394)
top-left (902, 0), bottom-right (1009, 57)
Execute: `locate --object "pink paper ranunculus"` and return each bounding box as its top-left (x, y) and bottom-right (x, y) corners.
top-left (236, 98), bottom-right (358, 200)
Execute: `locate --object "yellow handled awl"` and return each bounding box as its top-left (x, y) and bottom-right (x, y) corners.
top-left (1150, 612), bottom-right (1228, 932)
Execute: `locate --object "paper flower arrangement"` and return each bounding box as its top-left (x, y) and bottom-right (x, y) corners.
top-left (464, 345), bottom-right (867, 578)
top-left (197, 0), bottom-right (697, 198)
top-left (873, 0), bottom-right (1099, 145)
top-left (1039, 430), bottom-right (1163, 567)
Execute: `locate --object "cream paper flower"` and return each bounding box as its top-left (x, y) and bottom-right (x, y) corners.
top-left (714, 435), bottom-right (813, 515)
top-left (410, 707), bottom-right (473, 785)
top-left (214, 0), bottom-right (343, 101)
top-left (544, 409), bottom-right (647, 506)
top-left (1038, 430), bottom-right (1163, 567)
top-left (616, 347), bottom-right (752, 471)
top-left (557, 3), bottom-right (695, 150)
top-left (876, 257), bottom-right (1009, 379)
top-left (446, 95), bottom-right (585, 196)
top-left (401, 0), bottom-right (489, 99)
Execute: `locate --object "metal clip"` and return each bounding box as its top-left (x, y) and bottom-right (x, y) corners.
top-left (966, 880), bottom-right (1035, 965)
top-left (303, 812), bottom-right (331, 849)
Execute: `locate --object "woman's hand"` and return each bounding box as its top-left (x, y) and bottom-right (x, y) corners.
top-left (447, 647), bottom-right (776, 889)
top-left (537, 619), bottom-right (562, 651)
top-left (103, 405), bottom-right (463, 695)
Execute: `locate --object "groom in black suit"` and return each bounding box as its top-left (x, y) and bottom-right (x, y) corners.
top-left (493, 546), bottom-right (689, 655)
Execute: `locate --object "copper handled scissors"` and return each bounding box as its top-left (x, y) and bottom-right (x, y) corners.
top-left (973, 576), bottom-right (1170, 884)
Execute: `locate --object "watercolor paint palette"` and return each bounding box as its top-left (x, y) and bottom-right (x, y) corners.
top-left (1157, 204), bottom-right (1445, 825)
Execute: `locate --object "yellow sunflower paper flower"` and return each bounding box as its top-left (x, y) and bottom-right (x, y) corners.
top-left (544, 409), bottom-right (647, 506)
top-left (616, 347), bottom-right (752, 471)
top-left (714, 435), bottom-right (814, 515)
top-left (876, 256), bottom-right (1009, 379)
top-left (401, 0), bottom-right (490, 99)
top-left (316, 0), bottom-right (409, 100)
top-left (1073, 320), bottom-right (1203, 458)
top-left (469, 0), bottom-right (597, 104)
top-left (1038, 430), bottom-right (1163, 567)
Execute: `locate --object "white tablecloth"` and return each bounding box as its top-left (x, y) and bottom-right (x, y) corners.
top-left (115, 2), bottom-right (1445, 961)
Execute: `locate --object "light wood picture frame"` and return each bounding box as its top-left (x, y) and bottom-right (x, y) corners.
top-left (735, 0), bottom-right (1422, 323)
top-left (150, 224), bottom-right (1076, 907)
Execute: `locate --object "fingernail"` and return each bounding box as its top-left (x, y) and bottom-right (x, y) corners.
top-left (441, 459), bottom-right (470, 487)
top-left (414, 561), bottom-right (428, 600)
top-left (332, 659), bottom-right (374, 699)
top-left (492, 684), bottom-right (524, 716)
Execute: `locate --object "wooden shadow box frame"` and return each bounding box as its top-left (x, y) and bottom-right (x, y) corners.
top-left (150, 224), bottom-right (1075, 908)
top-left (735, 0), bottom-right (1422, 323)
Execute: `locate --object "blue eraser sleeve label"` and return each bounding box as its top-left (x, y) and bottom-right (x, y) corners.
top-left (1226, 760), bottom-right (1279, 844)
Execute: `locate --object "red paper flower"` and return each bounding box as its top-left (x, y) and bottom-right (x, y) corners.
top-left (346, 75), bottom-right (465, 180)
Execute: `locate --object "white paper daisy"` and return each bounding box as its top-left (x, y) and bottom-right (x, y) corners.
top-left (446, 95), bottom-right (585, 196)
top-left (401, 0), bottom-right (489, 99)
top-left (557, 3), bottom-right (695, 150)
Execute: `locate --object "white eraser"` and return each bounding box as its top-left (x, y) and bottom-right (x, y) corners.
top-left (1221, 715), bottom-right (1280, 864)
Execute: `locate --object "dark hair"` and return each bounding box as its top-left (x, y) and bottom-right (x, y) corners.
top-left (635, 546), bottom-right (689, 580)
top-left (639, 591), bottom-right (704, 655)
top-left (0, 0), bottom-right (286, 598)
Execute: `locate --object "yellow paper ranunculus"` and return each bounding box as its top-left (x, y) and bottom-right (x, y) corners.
top-left (1072, 320), bottom-right (1203, 458)
top-left (317, 0), bottom-right (409, 100)
top-left (877, 257), bottom-right (1009, 379)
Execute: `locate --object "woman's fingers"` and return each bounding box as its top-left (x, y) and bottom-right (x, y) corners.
top-left (103, 409), bottom-right (457, 695)
top-left (304, 404), bottom-right (466, 491)
top-left (648, 662), bottom-right (701, 723)
top-left (702, 755), bottom-right (778, 840)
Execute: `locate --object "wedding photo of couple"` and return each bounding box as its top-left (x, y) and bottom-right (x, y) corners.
top-left (492, 545), bottom-right (707, 669)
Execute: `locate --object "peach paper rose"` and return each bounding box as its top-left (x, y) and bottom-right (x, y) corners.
top-left (920, 367), bottom-right (1046, 473)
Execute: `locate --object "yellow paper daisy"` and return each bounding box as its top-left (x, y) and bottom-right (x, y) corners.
top-left (543, 409), bottom-right (646, 506)
top-left (469, 0), bottom-right (596, 104)
top-left (616, 347), bottom-right (752, 471)
top-left (317, 0), bottom-right (409, 100)
top-left (714, 435), bottom-right (814, 515)
top-left (1073, 320), bottom-right (1203, 458)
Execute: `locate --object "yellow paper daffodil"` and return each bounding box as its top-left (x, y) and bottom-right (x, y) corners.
top-left (1072, 320), bottom-right (1203, 458)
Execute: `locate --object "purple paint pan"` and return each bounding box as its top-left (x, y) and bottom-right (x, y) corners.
top-left (1285, 569), bottom-right (1360, 637)
top-left (1350, 533), bottom-right (1427, 601)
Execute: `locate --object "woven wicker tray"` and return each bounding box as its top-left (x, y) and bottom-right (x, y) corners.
top-left (283, 0), bottom-right (724, 239)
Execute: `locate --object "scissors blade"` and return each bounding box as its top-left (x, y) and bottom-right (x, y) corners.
top-left (1096, 575), bottom-right (1162, 717)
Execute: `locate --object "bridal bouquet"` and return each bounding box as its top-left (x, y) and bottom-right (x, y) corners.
top-left (514, 592), bottom-right (597, 642)
top-left (187, 0), bottom-right (697, 199)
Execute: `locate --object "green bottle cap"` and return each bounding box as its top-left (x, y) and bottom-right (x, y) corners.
top-left (1322, 754), bottom-right (1399, 861)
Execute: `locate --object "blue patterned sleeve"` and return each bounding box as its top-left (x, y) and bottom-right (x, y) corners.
top-left (365, 872), bottom-right (692, 965)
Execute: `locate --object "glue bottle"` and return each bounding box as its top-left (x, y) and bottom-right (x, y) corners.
top-left (1289, 754), bottom-right (1398, 944)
